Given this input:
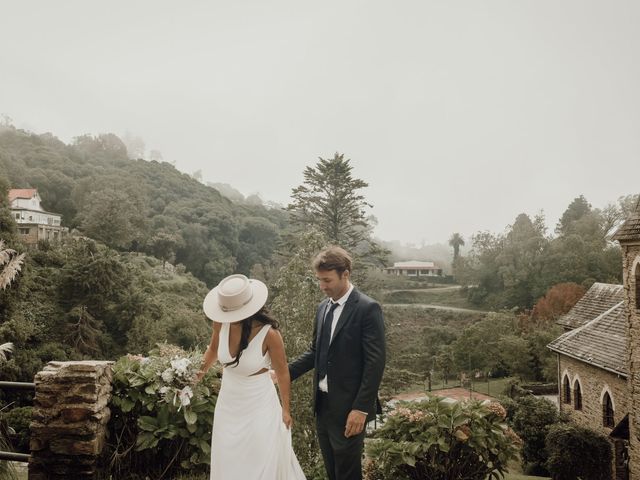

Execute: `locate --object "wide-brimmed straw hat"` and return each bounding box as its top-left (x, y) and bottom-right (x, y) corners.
top-left (202, 274), bottom-right (268, 323)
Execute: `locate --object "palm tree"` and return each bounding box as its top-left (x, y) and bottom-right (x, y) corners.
top-left (0, 240), bottom-right (25, 290)
top-left (448, 233), bottom-right (465, 260)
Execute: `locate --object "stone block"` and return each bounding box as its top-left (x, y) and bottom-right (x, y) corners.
top-left (30, 360), bottom-right (114, 479)
top-left (27, 472), bottom-right (48, 480)
top-left (29, 436), bottom-right (47, 451)
top-left (50, 438), bottom-right (100, 456)
top-left (61, 407), bottom-right (94, 423)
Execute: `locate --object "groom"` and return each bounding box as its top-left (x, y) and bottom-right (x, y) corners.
top-left (289, 246), bottom-right (386, 480)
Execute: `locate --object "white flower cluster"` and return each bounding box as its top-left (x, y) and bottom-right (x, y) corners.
top-left (170, 357), bottom-right (192, 377)
top-left (177, 386), bottom-right (193, 409)
top-left (156, 356), bottom-right (196, 410)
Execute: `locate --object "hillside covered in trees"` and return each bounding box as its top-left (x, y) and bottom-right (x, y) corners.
top-left (0, 125), bottom-right (289, 287)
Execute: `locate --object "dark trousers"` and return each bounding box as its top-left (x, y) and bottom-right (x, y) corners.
top-left (316, 392), bottom-right (365, 480)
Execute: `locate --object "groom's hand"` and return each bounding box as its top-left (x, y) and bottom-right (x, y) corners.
top-left (344, 410), bottom-right (367, 438)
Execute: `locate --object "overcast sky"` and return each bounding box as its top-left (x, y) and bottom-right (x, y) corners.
top-left (1, 1), bottom-right (638, 245)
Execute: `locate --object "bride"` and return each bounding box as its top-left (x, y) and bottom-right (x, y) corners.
top-left (195, 274), bottom-right (306, 479)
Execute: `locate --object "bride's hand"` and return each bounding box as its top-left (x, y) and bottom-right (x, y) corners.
top-left (282, 410), bottom-right (293, 429)
top-left (192, 369), bottom-right (205, 384)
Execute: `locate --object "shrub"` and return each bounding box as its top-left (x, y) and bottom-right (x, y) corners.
top-left (496, 395), bottom-right (518, 422)
top-left (545, 423), bottom-right (612, 480)
top-left (503, 379), bottom-right (531, 399)
top-left (365, 397), bottom-right (522, 480)
top-left (510, 395), bottom-right (564, 475)
top-left (0, 417), bottom-right (18, 480)
top-left (0, 406), bottom-right (32, 452)
top-left (107, 344), bottom-right (219, 479)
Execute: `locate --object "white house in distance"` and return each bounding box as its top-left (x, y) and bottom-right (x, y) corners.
top-left (385, 261), bottom-right (443, 277)
top-left (8, 188), bottom-right (68, 246)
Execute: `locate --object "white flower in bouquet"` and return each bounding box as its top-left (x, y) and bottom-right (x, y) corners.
top-left (177, 385), bottom-right (194, 410)
top-left (170, 357), bottom-right (191, 377)
top-left (161, 368), bottom-right (174, 383)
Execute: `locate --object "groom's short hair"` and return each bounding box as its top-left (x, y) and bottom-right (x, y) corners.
top-left (313, 246), bottom-right (352, 274)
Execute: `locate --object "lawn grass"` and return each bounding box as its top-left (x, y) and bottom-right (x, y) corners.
top-left (383, 287), bottom-right (484, 310)
top-left (471, 376), bottom-right (515, 398)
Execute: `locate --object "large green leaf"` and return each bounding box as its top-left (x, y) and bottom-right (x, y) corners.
top-left (137, 415), bottom-right (158, 432)
top-left (184, 408), bottom-right (198, 425)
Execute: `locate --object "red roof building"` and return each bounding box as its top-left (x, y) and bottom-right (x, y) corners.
top-left (7, 188), bottom-right (67, 246)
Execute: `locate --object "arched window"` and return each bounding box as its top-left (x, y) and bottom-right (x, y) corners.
top-left (573, 381), bottom-right (582, 410)
top-left (635, 262), bottom-right (640, 310)
top-left (603, 392), bottom-right (615, 428)
top-left (563, 375), bottom-right (571, 404)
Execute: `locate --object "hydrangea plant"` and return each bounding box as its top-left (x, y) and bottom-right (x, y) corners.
top-left (108, 343), bottom-right (220, 477)
top-left (365, 397), bottom-right (522, 480)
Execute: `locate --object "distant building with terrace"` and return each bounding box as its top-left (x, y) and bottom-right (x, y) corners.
top-left (385, 261), bottom-right (443, 277)
top-left (8, 188), bottom-right (68, 246)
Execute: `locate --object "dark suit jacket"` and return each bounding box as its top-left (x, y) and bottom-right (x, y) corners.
top-left (289, 288), bottom-right (386, 421)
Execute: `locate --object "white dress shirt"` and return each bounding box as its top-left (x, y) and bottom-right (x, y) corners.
top-left (318, 283), bottom-right (353, 393)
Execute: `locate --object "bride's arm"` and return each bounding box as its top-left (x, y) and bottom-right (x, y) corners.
top-left (195, 322), bottom-right (221, 382)
top-left (267, 328), bottom-right (293, 428)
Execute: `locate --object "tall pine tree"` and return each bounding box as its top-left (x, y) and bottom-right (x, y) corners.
top-left (287, 153), bottom-right (377, 252)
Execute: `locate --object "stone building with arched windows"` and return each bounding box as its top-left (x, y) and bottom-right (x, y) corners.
top-left (547, 199), bottom-right (640, 480)
top-left (613, 200), bottom-right (640, 479)
top-left (548, 282), bottom-right (629, 479)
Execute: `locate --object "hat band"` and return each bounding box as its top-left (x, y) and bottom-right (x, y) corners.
top-left (219, 291), bottom-right (254, 312)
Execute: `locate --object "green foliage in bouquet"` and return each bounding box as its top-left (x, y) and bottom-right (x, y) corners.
top-left (107, 344), bottom-right (219, 479)
top-left (365, 397), bottom-right (522, 480)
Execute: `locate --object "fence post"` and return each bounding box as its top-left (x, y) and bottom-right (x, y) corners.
top-left (28, 361), bottom-right (113, 480)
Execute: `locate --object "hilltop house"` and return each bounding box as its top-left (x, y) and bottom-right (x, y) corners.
top-left (8, 188), bottom-right (68, 246)
top-left (547, 199), bottom-right (640, 480)
top-left (385, 261), bottom-right (443, 277)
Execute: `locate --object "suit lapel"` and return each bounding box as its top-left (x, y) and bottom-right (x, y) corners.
top-left (330, 288), bottom-right (359, 343)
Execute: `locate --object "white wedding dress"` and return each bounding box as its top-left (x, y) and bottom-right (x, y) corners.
top-left (211, 323), bottom-right (306, 479)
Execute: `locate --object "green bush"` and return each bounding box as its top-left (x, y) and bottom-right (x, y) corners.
top-left (365, 397), bottom-right (522, 480)
top-left (0, 417), bottom-right (18, 480)
top-left (510, 395), bottom-right (564, 475)
top-left (0, 406), bottom-right (32, 452)
top-left (545, 423), bottom-right (612, 480)
top-left (107, 344), bottom-right (218, 479)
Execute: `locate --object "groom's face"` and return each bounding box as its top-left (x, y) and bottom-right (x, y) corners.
top-left (315, 269), bottom-right (350, 301)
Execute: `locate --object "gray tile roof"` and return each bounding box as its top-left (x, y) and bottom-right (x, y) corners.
top-left (548, 301), bottom-right (627, 376)
top-left (556, 282), bottom-right (624, 329)
top-left (612, 210), bottom-right (640, 242)
top-left (612, 197), bottom-right (640, 242)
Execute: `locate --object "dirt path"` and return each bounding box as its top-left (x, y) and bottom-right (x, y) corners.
top-left (384, 285), bottom-right (462, 294)
top-left (384, 303), bottom-right (488, 314)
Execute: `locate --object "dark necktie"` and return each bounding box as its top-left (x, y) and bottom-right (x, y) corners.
top-left (317, 301), bottom-right (340, 380)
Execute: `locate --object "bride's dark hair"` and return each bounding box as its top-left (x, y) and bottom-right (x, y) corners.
top-left (224, 306), bottom-right (279, 368)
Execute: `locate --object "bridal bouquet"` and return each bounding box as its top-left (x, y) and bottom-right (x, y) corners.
top-left (109, 343), bottom-right (220, 475)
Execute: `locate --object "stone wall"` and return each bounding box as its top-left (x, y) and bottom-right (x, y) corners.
top-left (622, 243), bottom-right (640, 479)
top-left (558, 354), bottom-right (628, 435)
top-left (29, 361), bottom-right (113, 480)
